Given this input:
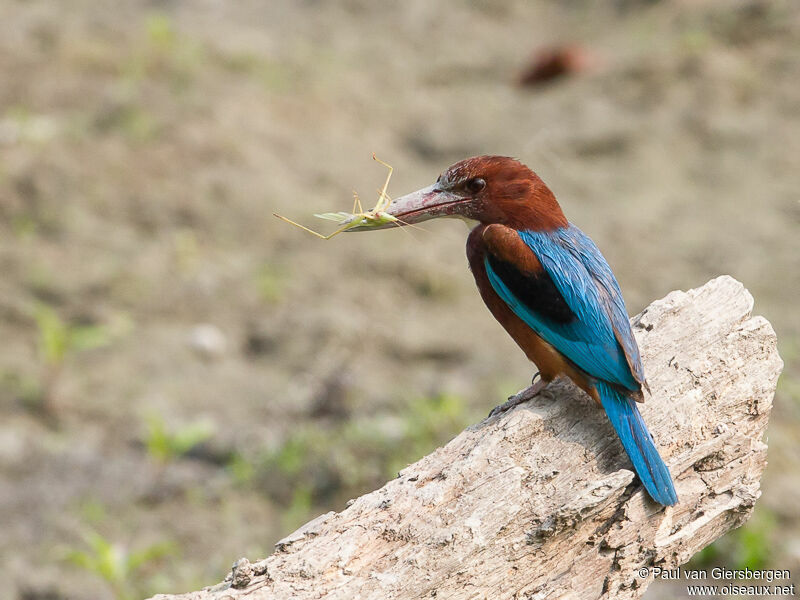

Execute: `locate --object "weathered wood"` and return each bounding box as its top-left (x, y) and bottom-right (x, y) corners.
top-left (151, 276), bottom-right (782, 600)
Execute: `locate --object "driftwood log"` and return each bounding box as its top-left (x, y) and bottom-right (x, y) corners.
top-left (152, 276), bottom-right (782, 600)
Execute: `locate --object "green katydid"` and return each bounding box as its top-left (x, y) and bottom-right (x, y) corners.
top-left (273, 154), bottom-right (420, 239)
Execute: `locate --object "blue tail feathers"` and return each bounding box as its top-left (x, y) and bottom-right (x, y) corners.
top-left (596, 381), bottom-right (678, 506)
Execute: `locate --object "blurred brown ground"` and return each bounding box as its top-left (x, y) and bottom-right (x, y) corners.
top-left (0, 1), bottom-right (798, 598)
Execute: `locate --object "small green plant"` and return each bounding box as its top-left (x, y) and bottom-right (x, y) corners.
top-left (36, 305), bottom-right (111, 367)
top-left (226, 452), bottom-right (257, 485)
top-left (145, 13), bottom-right (176, 49)
top-left (143, 412), bottom-right (214, 466)
top-left (244, 392), bottom-right (475, 521)
top-left (689, 507), bottom-right (776, 570)
top-left (31, 304), bottom-right (111, 412)
top-left (119, 105), bottom-right (159, 142)
top-left (64, 530), bottom-right (176, 600)
top-left (136, 12), bottom-right (202, 92)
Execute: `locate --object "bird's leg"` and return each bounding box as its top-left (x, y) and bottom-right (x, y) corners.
top-left (488, 372), bottom-right (547, 418)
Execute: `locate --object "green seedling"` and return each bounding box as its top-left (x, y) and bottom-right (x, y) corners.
top-left (145, 13), bottom-right (176, 49)
top-left (143, 412), bottom-right (214, 466)
top-left (273, 154), bottom-right (420, 239)
top-left (64, 530), bottom-right (176, 600)
top-left (35, 305), bottom-right (110, 365)
top-left (32, 304), bottom-right (111, 412)
top-left (227, 452), bottom-right (256, 485)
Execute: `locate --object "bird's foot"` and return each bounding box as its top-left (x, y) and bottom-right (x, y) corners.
top-left (488, 373), bottom-right (547, 418)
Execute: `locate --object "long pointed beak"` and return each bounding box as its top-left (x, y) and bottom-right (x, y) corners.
top-left (347, 183), bottom-right (466, 231)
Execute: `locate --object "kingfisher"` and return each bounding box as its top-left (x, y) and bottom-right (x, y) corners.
top-left (352, 155), bottom-right (677, 506)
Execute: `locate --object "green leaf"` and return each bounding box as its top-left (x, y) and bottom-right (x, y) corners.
top-left (143, 412), bottom-right (214, 464)
top-left (62, 528), bottom-right (177, 600)
top-left (69, 324), bottom-right (112, 351)
top-left (126, 540), bottom-right (177, 572)
top-left (34, 305), bottom-right (68, 365)
top-left (170, 421), bottom-right (214, 455)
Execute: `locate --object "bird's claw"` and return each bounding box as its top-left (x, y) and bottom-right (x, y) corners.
top-left (488, 374), bottom-right (547, 418)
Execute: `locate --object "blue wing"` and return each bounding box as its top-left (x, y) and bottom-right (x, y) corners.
top-left (483, 224), bottom-right (676, 505)
top-left (484, 224), bottom-right (644, 390)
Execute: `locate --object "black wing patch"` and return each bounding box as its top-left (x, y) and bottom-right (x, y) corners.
top-left (486, 253), bottom-right (575, 325)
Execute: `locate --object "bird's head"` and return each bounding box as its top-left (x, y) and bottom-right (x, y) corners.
top-left (355, 156), bottom-right (567, 232)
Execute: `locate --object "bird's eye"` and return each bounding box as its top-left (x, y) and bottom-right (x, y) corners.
top-left (465, 178), bottom-right (486, 194)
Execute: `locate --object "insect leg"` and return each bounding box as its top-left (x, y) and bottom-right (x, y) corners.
top-left (372, 154), bottom-right (393, 212)
top-left (352, 190), bottom-right (364, 215)
top-left (273, 214), bottom-right (354, 240)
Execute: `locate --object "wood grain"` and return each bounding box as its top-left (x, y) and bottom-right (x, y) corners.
top-left (150, 276), bottom-right (783, 600)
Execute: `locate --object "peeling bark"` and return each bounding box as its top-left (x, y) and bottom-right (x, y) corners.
top-left (150, 276), bottom-right (783, 600)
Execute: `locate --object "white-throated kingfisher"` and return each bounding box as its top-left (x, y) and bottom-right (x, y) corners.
top-left (351, 155), bottom-right (678, 506)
